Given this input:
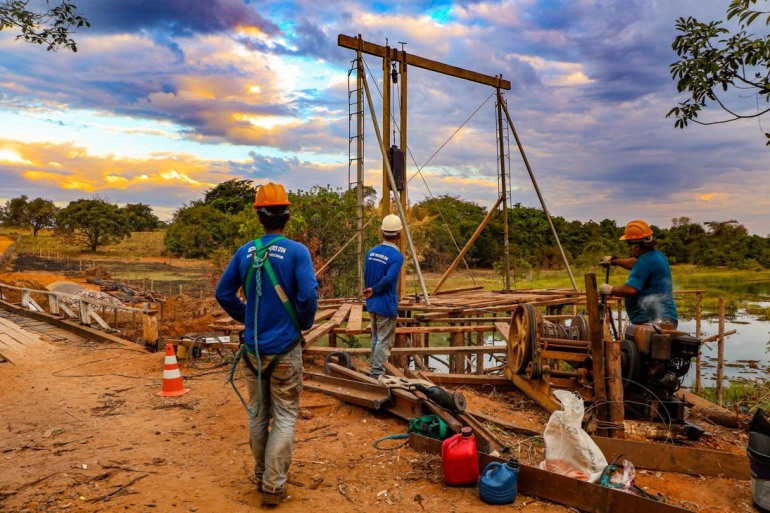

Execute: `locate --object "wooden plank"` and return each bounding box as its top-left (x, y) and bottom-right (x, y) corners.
top-left (0, 317), bottom-right (44, 347)
top-left (303, 303), bottom-right (353, 348)
top-left (0, 332), bottom-right (28, 363)
top-left (591, 436), bottom-right (750, 480)
top-left (420, 373), bottom-right (516, 390)
top-left (494, 321), bottom-right (510, 341)
top-left (345, 304), bottom-right (363, 335)
top-left (303, 372), bottom-right (391, 409)
top-left (408, 433), bottom-right (693, 513)
top-left (304, 345), bottom-right (505, 356)
top-left (314, 308), bottom-right (338, 322)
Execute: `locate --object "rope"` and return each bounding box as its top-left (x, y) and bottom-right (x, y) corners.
top-left (373, 433), bottom-right (409, 450)
top-left (227, 249), bottom-right (270, 419)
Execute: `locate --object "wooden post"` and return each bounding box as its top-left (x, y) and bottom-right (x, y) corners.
top-left (716, 297), bottom-right (725, 406)
top-left (142, 309), bottom-right (160, 350)
top-left (394, 333), bottom-right (409, 368)
top-left (79, 300), bottom-right (91, 326)
top-left (585, 273), bottom-right (608, 435)
top-left (450, 331), bottom-right (464, 373)
top-left (695, 292), bottom-right (703, 394)
top-left (48, 294), bottom-right (60, 316)
top-left (604, 322), bottom-right (624, 437)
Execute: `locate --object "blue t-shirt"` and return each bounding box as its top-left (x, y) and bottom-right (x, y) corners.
top-left (215, 234), bottom-right (318, 354)
top-left (624, 249), bottom-right (678, 325)
top-left (364, 241), bottom-right (404, 318)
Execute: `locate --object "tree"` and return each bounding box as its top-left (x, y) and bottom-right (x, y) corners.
top-left (163, 204), bottom-right (240, 259)
top-left (56, 198), bottom-right (131, 251)
top-left (0, 0), bottom-right (89, 51)
top-left (1, 195), bottom-right (29, 228)
top-left (121, 203), bottom-right (160, 232)
top-left (668, 0), bottom-right (770, 144)
top-left (1, 195), bottom-right (58, 235)
top-left (25, 197), bottom-right (58, 236)
top-left (203, 178), bottom-right (256, 215)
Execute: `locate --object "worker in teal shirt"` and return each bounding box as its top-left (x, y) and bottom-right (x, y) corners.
top-left (599, 219), bottom-right (678, 329)
top-left (215, 182), bottom-right (317, 507)
top-left (363, 214), bottom-right (404, 378)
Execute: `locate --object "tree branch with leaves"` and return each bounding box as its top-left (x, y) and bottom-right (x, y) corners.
top-left (668, 0), bottom-right (770, 144)
top-left (0, 0), bottom-right (89, 51)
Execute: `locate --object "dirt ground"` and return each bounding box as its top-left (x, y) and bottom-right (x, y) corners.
top-left (0, 269), bottom-right (758, 513)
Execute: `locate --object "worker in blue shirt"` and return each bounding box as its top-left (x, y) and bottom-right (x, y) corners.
top-left (216, 182), bottom-right (318, 507)
top-left (599, 219), bottom-right (678, 329)
top-left (363, 214), bottom-right (405, 378)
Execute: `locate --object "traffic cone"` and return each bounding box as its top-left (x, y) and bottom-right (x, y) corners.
top-left (157, 343), bottom-right (190, 396)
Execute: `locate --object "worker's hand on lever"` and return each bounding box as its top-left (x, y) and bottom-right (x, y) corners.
top-left (599, 255), bottom-right (614, 267)
top-left (598, 283), bottom-right (613, 296)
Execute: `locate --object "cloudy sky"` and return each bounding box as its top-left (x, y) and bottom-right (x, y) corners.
top-left (0, 0), bottom-right (767, 235)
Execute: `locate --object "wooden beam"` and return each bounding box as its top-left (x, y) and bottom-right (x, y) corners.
top-left (338, 34), bottom-right (511, 90)
top-left (408, 433), bottom-right (693, 513)
top-left (345, 304), bottom-right (363, 335)
top-left (305, 345), bottom-right (504, 356)
top-left (591, 436), bottom-right (750, 480)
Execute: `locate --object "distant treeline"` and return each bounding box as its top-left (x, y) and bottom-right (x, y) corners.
top-left (4, 181), bottom-right (769, 296)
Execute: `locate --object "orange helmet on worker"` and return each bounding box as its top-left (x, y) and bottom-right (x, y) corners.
top-left (619, 219), bottom-right (653, 243)
top-left (254, 183), bottom-right (290, 209)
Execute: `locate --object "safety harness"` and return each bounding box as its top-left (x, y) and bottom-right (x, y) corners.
top-left (228, 236), bottom-right (304, 417)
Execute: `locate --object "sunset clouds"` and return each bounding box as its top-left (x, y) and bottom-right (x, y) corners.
top-left (0, 1), bottom-right (767, 234)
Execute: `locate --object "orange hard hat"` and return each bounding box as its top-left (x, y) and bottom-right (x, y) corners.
top-left (254, 183), bottom-right (290, 209)
top-left (620, 219), bottom-right (653, 241)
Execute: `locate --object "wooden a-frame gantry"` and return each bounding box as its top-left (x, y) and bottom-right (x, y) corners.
top-left (337, 34), bottom-right (577, 305)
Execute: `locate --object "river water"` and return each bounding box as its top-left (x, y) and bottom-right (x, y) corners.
top-left (679, 304), bottom-right (770, 387)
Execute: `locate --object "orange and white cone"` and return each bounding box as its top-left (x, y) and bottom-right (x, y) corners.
top-left (157, 343), bottom-right (190, 396)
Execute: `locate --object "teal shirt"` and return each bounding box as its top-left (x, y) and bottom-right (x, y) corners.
top-left (624, 249), bottom-right (678, 325)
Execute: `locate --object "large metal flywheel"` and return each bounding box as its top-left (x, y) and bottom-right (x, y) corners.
top-left (507, 303), bottom-right (538, 374)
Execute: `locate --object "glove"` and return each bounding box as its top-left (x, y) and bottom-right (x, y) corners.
top-left (599, 255), bottom-right (614, 267)
top-left (598, 283), bottom-right (613, 296)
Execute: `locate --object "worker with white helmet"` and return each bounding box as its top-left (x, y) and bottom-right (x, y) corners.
top-left (599, 219), bottom-right (678, 329)
top-left (362, 214), bottom-right (405, 378)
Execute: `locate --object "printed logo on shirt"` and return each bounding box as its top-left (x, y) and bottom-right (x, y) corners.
top-left (368, 252), bottom-right (389, 264)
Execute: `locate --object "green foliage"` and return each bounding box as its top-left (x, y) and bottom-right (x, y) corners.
top-left (121, 203), bottom-right (160, 232)
top-left (286, 185), bottom-right (379, 297)
top-left (700, 379), bottom-right (770, 413)
top-left (163, 204), bottom-right (239, 258)
top-left (0, 0), bottom-right (90, 51)
top-left (202, 178), bottom-right (256, 215)
top-left (411, 195), bottom-right (490, 270)
top-left (161, 179), bottom-right (770, 293)
top-left (56, 198), bottom-right (131, 251)
top-left (1, 195), bottom-right (58, 236)
top-left (668, 1), bottom-right (770, 144)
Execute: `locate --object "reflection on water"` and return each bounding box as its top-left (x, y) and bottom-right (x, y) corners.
top-left (679, 311), bottom-right (770, 387)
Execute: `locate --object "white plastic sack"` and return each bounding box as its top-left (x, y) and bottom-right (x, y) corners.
top-left (539, 389), bottom-right (608, 482)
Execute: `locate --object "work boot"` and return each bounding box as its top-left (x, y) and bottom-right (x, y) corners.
top-left (260, 488), bottom-right (288, 507)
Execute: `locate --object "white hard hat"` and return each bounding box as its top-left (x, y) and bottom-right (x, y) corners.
top-left (381, 214), bottom-right (402, 234)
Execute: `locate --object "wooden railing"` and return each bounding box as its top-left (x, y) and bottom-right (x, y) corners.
top-left (0, 282), bottom-right (159, 346)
